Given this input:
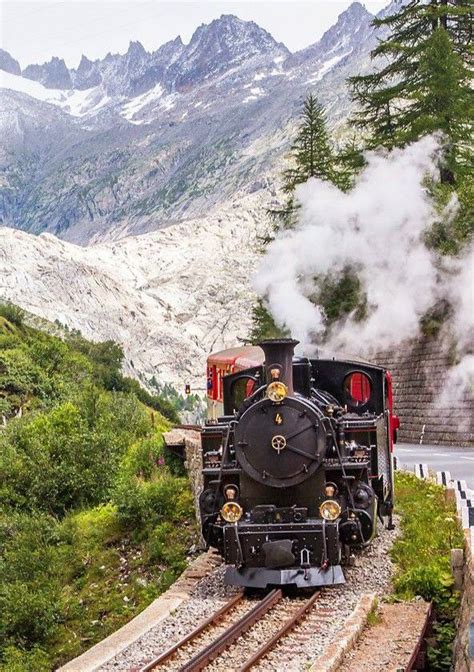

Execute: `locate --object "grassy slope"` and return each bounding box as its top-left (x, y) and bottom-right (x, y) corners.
top-left (0, 305), bottom-right (197, 671)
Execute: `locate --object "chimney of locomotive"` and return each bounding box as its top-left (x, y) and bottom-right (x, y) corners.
top-left (259, 339), bottom-right (299, 396)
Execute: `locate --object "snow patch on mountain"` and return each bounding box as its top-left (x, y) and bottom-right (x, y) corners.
top-left (243, 86), bottom-right (266, 103)
top-left (306, 51), bottom-right (353, 84)
top-left (0, 70), bottom-right (108, 117)
top-left (121, 83), bottom-right (164, 121)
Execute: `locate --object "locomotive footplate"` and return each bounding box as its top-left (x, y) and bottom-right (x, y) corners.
top-left (222, 520), bottom-right (344, 588)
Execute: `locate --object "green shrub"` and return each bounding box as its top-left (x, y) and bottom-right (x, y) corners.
top-left (0, 304), bottom-right (25, 328)
top-left (0, 308), bottom-right (191, 668)
top-left (1, 645), bottom-right (51, 672)
top-left (114, 375), bottom-right (180, 424)
top-left (0, 512), bottom-right (63, 651)
top-left (146, 521), bottom-right (188, 573)
top-left (114, 432), bottom-right (194, 533)
top-left (0, 393), bottom-right (151, 514)
top-left (0, 397), bottom-right (12, 417)
top-left (0, 334), bottom-right (21, 350)
top-left (118, 436), bottom-right (164, 481)
top-left (115, 472), bottom-right (193, 531)
top-left (0, 348), bottom-right (50, 399)
top-left (61, 503), bottom-right (122, 551)
top-left (0, 582), bottom-right (61, 645)
top-left (393, 472), bottom-right (463, 671)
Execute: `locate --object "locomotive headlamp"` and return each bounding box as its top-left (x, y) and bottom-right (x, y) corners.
top-left (319, 500), bottom-right (342, 521)
top-left (267, 381), bottom-right (288, 403)
top-left (221, 501), bottom-right (243, 523)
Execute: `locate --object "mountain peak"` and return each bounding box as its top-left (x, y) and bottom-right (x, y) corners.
top-left (189, 13), bottom-right (288, 52)
top-left (343, 1), bottom-right (372, 18)
top-left (73, 54), bottom-right (102, 90)
top-left (0, 49), bottom-right (21, 76)
top-left (127, 40), bottom-right (146, 56)
top-left (289, 0), bottom-right (373, 67)
top-left (78, 54), bottom-right (94, 68)
top-left (23, 56), bottom-right (72, 89)
top-left (170, 13), bottom-right (289, 89)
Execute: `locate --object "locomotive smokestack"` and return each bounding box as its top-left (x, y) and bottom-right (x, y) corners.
top-left (259, 338), bottom-right (299, 395)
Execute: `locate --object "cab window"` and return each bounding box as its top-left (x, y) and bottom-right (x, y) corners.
top-left (230, 376), bottom-right (256, 412)
top-left (344, 371), bottom-right (371, 407)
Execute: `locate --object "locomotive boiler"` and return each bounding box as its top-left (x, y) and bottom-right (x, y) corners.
top-left (199, 339), bottom-right (398, 588)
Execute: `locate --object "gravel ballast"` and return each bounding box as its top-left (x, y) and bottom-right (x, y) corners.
top-left (99, 517), bottom-right (400, 672)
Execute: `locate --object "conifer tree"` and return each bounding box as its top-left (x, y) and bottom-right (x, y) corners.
top-left (349, 0), bottom-right (472, 182)
top-left (251, 94), bottom-right (340, 342)
top-left (284, 94), bottom-right (336, 188)
top-left (414, 27), bottom-right (471, 181)
top-left (271, 93), bottom-right (338, 230)
top-left (335, 135), bottom-right (366, 192)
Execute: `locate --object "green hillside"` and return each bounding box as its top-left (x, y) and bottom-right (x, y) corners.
top-left (0, 303), bottom-right (196, 671)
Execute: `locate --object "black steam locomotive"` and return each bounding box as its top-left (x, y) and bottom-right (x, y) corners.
top-left (199, 339), bottom-right (398, 588)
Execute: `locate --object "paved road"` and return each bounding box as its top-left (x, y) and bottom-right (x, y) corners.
top-left (394, 443), bottom-right (474, 491)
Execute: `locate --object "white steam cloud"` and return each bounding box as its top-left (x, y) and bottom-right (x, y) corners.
top-left (254, 136), bottom-right (473, 391)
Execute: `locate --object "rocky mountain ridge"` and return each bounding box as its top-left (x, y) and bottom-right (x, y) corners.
top-left (0, 4), bottom-right (381, 244)
top-left (8, 15), bottom-right (289, 95)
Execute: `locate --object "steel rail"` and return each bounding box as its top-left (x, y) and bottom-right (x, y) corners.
top-left (239, 590), bottom-right (321, 671)
top-left (179, 589), bottom-right (283, 672)
top-left (136, 592), bottom-right (244, 672)
top-left (405, 602), bottom-right (433, 671)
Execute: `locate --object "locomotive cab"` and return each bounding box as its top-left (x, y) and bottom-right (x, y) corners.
top-left (199, 339), bottom-right (396, 589)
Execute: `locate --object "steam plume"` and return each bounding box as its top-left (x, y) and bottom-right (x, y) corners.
top-left (254, 136), bottom-right (473, 385)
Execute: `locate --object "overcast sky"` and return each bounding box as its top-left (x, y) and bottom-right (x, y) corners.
top-left (1, 0), bottom-right (387, 70)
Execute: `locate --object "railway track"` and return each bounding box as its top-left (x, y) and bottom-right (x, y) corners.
top-left (135, 589), bottom-right (322, 672)
top-left (405, 603), bottom-right (433, 672)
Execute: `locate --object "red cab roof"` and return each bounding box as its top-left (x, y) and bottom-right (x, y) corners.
top-left (207, 345), bottom-right (264, 369)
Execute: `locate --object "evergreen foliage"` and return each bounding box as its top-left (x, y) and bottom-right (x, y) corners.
top-left (284, 95), bottom-right (336, 188)
top-left (272, 94), bottom-right (339, 230)
top-left (312, 268), bottom-right (367, 326)
top-left (349, 0), bottom-right (473, 180)
top-left (349, 0), bottom-right (473, 254)
top-left (249, 297), bottom-right (289, 344)
top-left (148, 378), bottom-right (203, 419)
top-left (335, 134), bottom-right (366, 192)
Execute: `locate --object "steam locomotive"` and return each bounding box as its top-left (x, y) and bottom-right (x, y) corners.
top-left (199, 339), bottom-right (399, 588)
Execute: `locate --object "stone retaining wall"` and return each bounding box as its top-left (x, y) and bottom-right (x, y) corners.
top-left (372, 337), bottom-right (473, 446)
top-left (164, 429), bottom-right (203, 526)
top-left (453, 530), bottom-right (474, 672)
